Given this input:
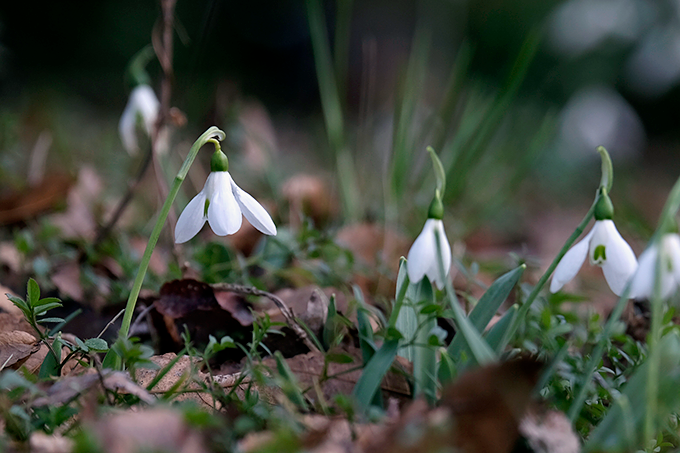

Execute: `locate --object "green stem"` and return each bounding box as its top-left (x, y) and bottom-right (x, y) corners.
top-left (501, 191), bottom-right (601, 351)
top-left (644, 246), bottom-right (663, 443)
top-left (118, 127), bottom-right (226, 340)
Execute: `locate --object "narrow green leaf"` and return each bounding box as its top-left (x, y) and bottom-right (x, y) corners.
top-left (436, 234), bottom-right (495, 365)
top-left (326, 353), bottom-right (354, 364)
top-left (145, 347), bottom-right (187, 391)
top-left (84, 338), bottom-right (109, 352)
top-left (275, 351), bottom-right (308, 410)
top-left (34, 297), bottom-right (62, 307)
top-left (448, 265), bottom-right (524, 357)
top-left (389, 257), bottom-right (410, 327)
top-left (437, 348), bottom-right (457, 384)
top-left (396, 277), bottom-right (432, 362)
top-left (6, 294), bottom-right (28, 311)
top-left (37, 317), bottom-right (65, 324)
top-left (34, 303), bottom-right (63, 315)
top-left (412, 278), bottom-right (437, 404)
top-left (352, 338), bottom-right (400, 409)
top-left (27, 278), bottom-right (40, 306)
top-left (485, 305), bottom-right (518, 353)
top-left (39, 337), bottom-right (61, 378)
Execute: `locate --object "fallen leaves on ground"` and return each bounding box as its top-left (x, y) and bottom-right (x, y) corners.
top-left (0, 331), bottom-right (40, 369)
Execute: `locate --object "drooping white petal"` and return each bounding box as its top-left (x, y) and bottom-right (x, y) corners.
top-left (629, 243), bottom-right (674, 299)
top-left (632, 234), bottom-right (680, 300)
top-left (432, 220), bottom-right (452, 289)
top-left (206, 172), bottom-right (242, 236)
top-left (665, 234), bottom-right (680, 286)
top-left (119, 100), bottom-right (139, 154)
top-left (118, 85), bottom-right (160, 155)
top-left (175, 191), bottom-right (208, 244)
top-left (230, 177), bottom-right (277, 235)
top-left (597, 220), bottom-right (637, 296)
top-left (550, 227), bottom-right (595, 293)
top-left (132, 85), bottom-right (160, 134)
top-left (407, 219), bottom-right (438, 285)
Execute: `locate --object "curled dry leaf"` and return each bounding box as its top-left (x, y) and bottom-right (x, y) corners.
top-left (0, 330), bottom-right (40, 369)
top-left (50, 261), bottom-right (84, 302)
top-left (48, 166), bottom-right (102, 240)
top-left (153, 279), bottom-right (251, 355)
top-left (33, 370), bottom-right (154, 407)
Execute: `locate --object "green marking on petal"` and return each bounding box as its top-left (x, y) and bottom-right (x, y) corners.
top-left (593, 244), bottom-right (606, 264)
top-left (204, 199), bottom-right (210, 217)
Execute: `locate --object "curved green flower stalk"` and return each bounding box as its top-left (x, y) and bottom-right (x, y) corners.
top-left (502, 146), bottom-right (621, 349)
top-left (117, 127), bottom-right (226, 341)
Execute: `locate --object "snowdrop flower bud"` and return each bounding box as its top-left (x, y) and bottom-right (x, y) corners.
top-left (119, 84), bottom-right (160, 155)
top-left (407, 197), bottom-right (452, 289)
top-left (174, 148), bottom-right (277, 243)
top-left (629, 234), bottom-right (680, 300)
top-left (550, 193), bottom-right (637, 296)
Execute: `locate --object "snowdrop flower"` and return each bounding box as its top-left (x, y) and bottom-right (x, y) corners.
top-left (119, 84), bottom-right (160, 155)
top-left (407, 198), bottom-right (452, 289)
top-left (174, 149), bottom-right (277, 243)
top-left (629, 234), bottom-right (680, 300)
top-left (550, 193), bottom-right (637, 296)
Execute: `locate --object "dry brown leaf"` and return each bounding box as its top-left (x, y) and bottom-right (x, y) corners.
top-left (33, 370), bottom-right (154, 407)
top-left (336, 223), bottom-right (409, 297)
top-left (28, 432), bottom-right (74, 453)
top-left (0, 241), bottom-right (22, 274)
top-left (48, 166), bottom-right (101, 239)
top-left (0, 173), bottom-right (73, 225)
top-left (282, 174), bottom-right (335, 228)
top-left (520, 409), bottom-right (580, 453)
top-left (214, 290), bottom-right (253, 327)
top-left (50, 261), bottom-right (83, 302)
top-left (0, 287), bottom-right (22, 316)
top-left (89, 408), bottom-right (208, 453)
top-left (0, 330), bottom-right (39, 369)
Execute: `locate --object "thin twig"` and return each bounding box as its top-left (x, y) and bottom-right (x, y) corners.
top-left (97, 308), bottom-right (126, 339)
top-left (211, 282), bottom-right (320, 353)
top-left (130, 303), bottom-right (156, 335)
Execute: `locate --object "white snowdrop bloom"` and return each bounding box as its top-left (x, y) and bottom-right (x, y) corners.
top-left (407, 218), bottom-right (452, 289)
top-left (119, 84), bottom-right (160, 155)
top-left (550, 220), bottom-right (637, 296)
top-left (174, 153), bottom-right (276, 243)
top-left (629, 234), bottom-right (680, 300)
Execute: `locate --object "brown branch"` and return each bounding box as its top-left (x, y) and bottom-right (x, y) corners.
top-left (211, 283), bottom-right (321, 353)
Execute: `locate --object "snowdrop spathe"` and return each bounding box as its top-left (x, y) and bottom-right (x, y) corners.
top-left (550, 219), bottom-right (637, 296)
top-left (629, 234), bottom-right (680, 300)
top-left (174, 150), bottom-right (276, 243)
top-left (119, 84), bottom-right (160, 155)
top-left (407, 198), bottom-right (452, 290)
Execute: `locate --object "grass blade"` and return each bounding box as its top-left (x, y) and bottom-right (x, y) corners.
top-left (448, 264), bottom-right (525, 358)
top-left (352, 335), bottom-right (400, 410)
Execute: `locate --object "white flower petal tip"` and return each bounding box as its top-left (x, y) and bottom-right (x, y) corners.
top-left (406, 219), bottom-right (451, 289)
top-left (630, 234), bottom-right (680, 300)
top-left (118, 84), bottom-right (160, 155)
top-left (175, 171), bottom-right (277, 242)
top-left (231, 178), bottom-right (277, 236)
top-left (551, 220), bottom-right (637, 297)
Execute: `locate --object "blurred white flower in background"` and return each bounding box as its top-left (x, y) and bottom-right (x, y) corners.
top-left (558, 86), bottom-right (645, 161)
top-left (630, 234), bottom-right (680, 300)
top-left (625, 26), bottom-right (680, 97)
top-left (548, 0), bottom-right (648, 56)
top-left (119, 84), bottom-right (160, 155)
